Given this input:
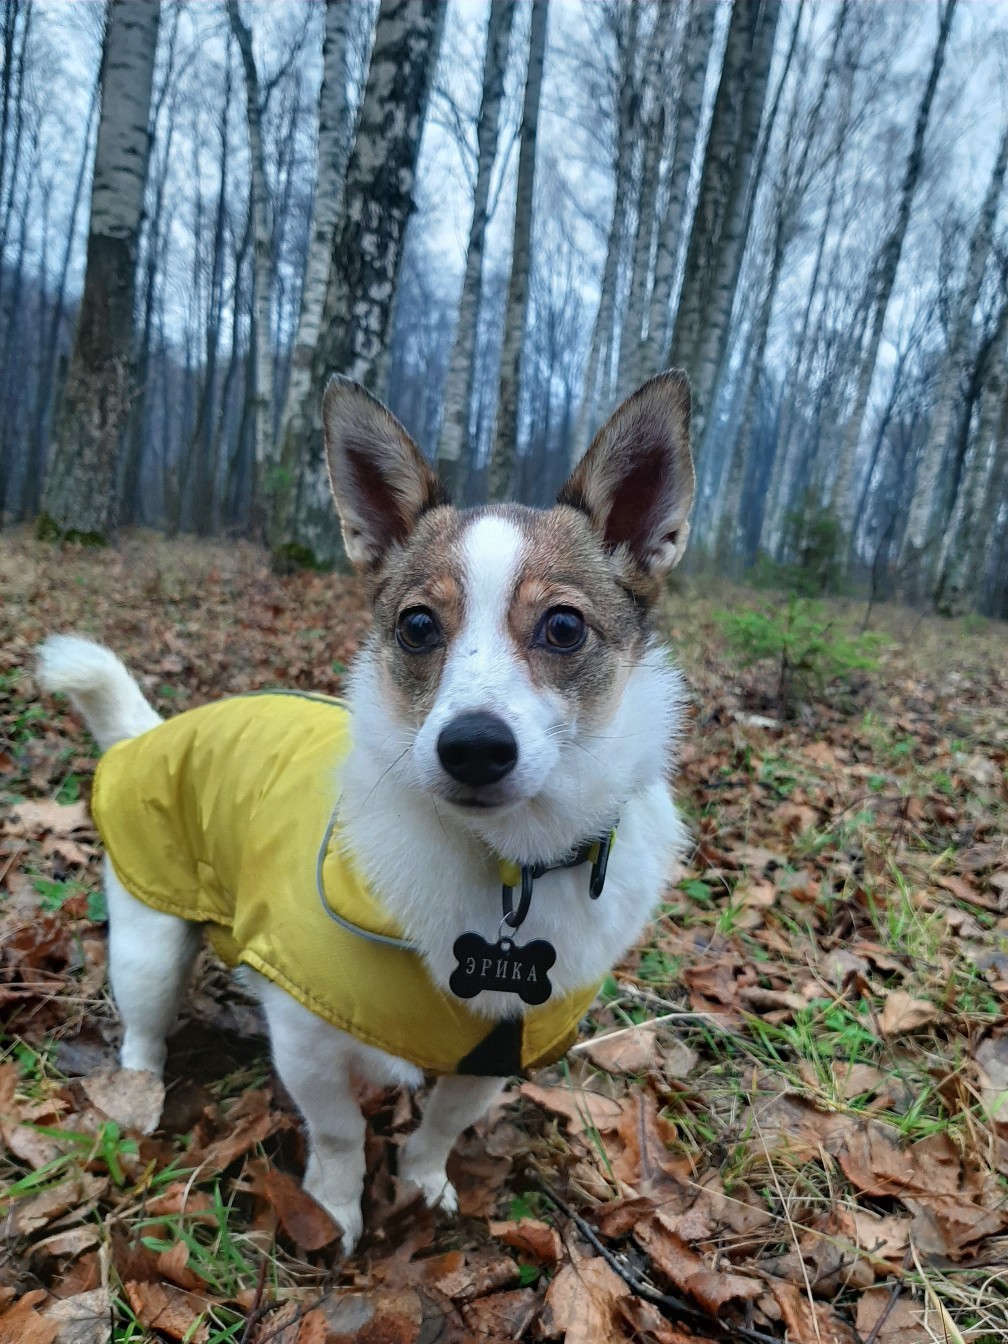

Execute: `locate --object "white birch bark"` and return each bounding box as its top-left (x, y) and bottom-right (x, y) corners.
top-left (900, 114), bottom-right (1008, 580)
top-left (644, 0), bottom-right (716, 379)
top-left (436, 0), bottom-right (516, 500)
top-left (933, 295), bottom-right (1008, 611)
top-left (275, 0), bottom-right (353, 481)
top-left (666, 0), bottom-right (754, 382)
top-left (685, 0), bottom-right (780, 453)
top-left (227, 0), bottom-right (277, 526)
top-left (616, 0), bottom-right (677, 401)
top-left (570, 2), bottom-right (641, 465)
top-left (487, 0), bottom-right (549, 501)
top-left (829, 0), bottom-right (957, 535)
top-left (277, 0), bottom-right (446, 564)
top-left (40, 0), bottom-right (161, 539)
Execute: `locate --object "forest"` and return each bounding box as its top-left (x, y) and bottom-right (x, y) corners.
top-left (0, 0), bottom-right (1006, 613)
top-left (2, 5), bottom-right (1008, 1343)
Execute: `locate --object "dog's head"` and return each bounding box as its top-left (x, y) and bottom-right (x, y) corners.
top-left (323, 374), bottom-right (694, 863)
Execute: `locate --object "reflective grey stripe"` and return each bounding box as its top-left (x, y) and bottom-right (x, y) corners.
top-left (240, 689), bottom-right (348, 707)
top-left (239, 688), bottom-right (412, 949)
top-left (315, 801), bottom-right (415, 951)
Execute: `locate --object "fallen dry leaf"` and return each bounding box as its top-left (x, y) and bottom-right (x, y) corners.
top-left (460, 1288), bottom-right (538, 1340)
top-left (540, 1258), bottom-right (629, 1344)
top-left (435, 1252), bottom-right (521, 1303)
top-left (258, 1166), bottom-right (340, 1250)
top-left (878, 990), bottom-right (937, 1036)
top-left (41, 1288), bottom-right (110, 1344)
top-left (769, 1278), bottom-right (858, 1344)
top-left (487, 1218), bottom-right (562, 1264)
top-left (836, 1207), bottom-right (911, 1262)
top-left (975, 1035), bottom-right (1008, 1123)
top-left (854, 1287), bottom-right (928, 1344)
top-left (518, 1080), bottom-right (624, 1133)
top-left (0, 1291), bottom-right (59, 1344)
top-left (636, 1216), bottom-right (762, 1313)
top-left (8, 801), bottom-right (90, 837)
top-left (121, 1281), bottom-right (209, 1344)
top-left (82, 1067), bottom-right (164, 1135)
top-left (320, 1290), bottom-right (423, 1344)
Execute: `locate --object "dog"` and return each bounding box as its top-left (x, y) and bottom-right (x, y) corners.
top-left (37, 371), bottom-right (695, 1255)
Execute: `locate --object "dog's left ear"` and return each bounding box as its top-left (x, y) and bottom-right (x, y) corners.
top-left (558, 371), bottom-right (695, 579)
top-left (322, 376), bottom-right (447, 570)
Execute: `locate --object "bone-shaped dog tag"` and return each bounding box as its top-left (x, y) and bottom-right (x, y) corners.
top-left (450, 933), bottom-right (555, 1005)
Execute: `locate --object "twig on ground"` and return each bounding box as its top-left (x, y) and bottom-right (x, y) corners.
top-left (238, 1254), bottom-right (270, 1344)
top-left (531, 1173), bottom-right (781, 1344)
top-left (861, 1277), bottom-right (903, 1344)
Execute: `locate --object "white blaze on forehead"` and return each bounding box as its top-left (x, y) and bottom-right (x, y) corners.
top-left (459, 514), bottom-right (525, 652)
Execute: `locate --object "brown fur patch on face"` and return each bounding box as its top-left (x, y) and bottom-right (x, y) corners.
top-left (366, 502), bottom-right (656, 735)
top-left (367, 506), bottom-right (467, 723)
top-left (501, 504), bottom-right (651, 730)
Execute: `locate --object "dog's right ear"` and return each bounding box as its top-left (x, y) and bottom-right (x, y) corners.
top-left (322, 376), bottom-right (447, 570)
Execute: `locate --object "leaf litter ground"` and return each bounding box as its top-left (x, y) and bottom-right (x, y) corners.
top-left (1, 532), bottom-right (1006, 1344)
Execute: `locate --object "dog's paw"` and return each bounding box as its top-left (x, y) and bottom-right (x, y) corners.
top-left (400, 1161), bottom-right (459, 1215)
top-left (303, 1170), bottom-right (364, 1257)
top-left (314, 1196), bottom-right (363, 1258)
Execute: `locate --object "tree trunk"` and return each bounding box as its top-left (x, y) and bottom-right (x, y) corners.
top-left (671, 0), bottom-right (780, 454)
top-left (437, 0), bottom-right (516, 501)
top-left (273, 0), bottom-right (353, 528)
top-left (570, 1), bottom-right (641, 464)
top-left (39, 0), bottom-right (161, 541)
top-left (933, 303), bottom-right (1008, 613)
top-left (616, 0), bottom-right (677, 401)
top-left (760, 84), bottom-right (848, 555)
top-left (277, 0), bottom-right (446, 565)
top-left (228, 0), bottom-right (278, 532)
top-left (487, 0), bottom-right (549, 501)
top-left (643, 0), bottom-right (716, 380)
top-left (900, 114), bottom-right (1008, 590)
top-left (829, 0), bottom-right (957, 537)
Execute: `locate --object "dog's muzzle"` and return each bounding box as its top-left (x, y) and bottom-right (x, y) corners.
top-left (436, 711), bottom-right (518, 787)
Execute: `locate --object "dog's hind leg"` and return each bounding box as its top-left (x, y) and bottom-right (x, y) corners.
top-left (105, 860), bottom-right (200, 1076)
top-left (399, 1075), bottom-right (504, 1213)
top-left (254, 978), bottom-right (367, 1256)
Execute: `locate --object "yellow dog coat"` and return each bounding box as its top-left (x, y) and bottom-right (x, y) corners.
top-left (90, 693), bottom-right (599, 1076)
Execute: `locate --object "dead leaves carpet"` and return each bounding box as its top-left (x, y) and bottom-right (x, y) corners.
top-left (1, 534), bottom-right (1006, 1343)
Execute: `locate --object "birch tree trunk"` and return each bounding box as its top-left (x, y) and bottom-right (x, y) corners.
top-left (616, 0), bottom-right (677, 401)
top-left (227, 0), bottom-right (278, 531)
top-left (273, 0), bottom-right (353, 516)
top-left (900, 113), bottom-right (1008, 590)
top-left (276, 0), bottom-right (446, 565)
top-left (667, 0), bottom-right (755, 385)
top-left (40, 0), bottom-right (161, 541)
top-left (713, 0), bottom-right (846, 552)
top-left (829, 0), bottom-right (957, 537)
top-left (437, 0), bottom-right (516, 501)
top-left (760, 78), bottom-right (849, 555)
top-left (678, 0), bottom-right (780, 453)
top-left (570, 2), bottom-right (640, 464)
top-left (487, 0), bottom-right (549, 502)
top-left (643, 0), bottom-right (716, 381)
top-left (933, 324), bottom-right (1007, 615)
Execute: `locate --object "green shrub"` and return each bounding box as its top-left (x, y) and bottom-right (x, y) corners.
top-left (716, 597), bottom-right (882, 715)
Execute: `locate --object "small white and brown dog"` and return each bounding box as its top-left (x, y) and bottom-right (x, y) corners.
top-left (37, 371), bottom-right (694, 1255)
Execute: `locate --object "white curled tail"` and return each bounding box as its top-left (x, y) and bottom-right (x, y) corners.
top-left (36, 635), bottom-right (162, 750)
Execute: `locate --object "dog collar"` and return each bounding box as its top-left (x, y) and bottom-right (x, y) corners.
top-left (317, 813), bottom-right (618, 955)
top-left (495, 825), bottom-right (617, 932)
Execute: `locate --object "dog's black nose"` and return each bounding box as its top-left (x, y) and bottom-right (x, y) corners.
top-left (437, 712), bottom-right (518, 786)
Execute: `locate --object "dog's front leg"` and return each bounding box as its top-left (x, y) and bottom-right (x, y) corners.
top-left (400, 1075), bottom-right (504, 1213)
top-left (257, 981), bottom-right (366, 1255)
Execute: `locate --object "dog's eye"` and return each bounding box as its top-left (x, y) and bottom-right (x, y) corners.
top-left (537, 607), bottom-right (587, 652)
top-left (396, 607), bottom-right (443, 653)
